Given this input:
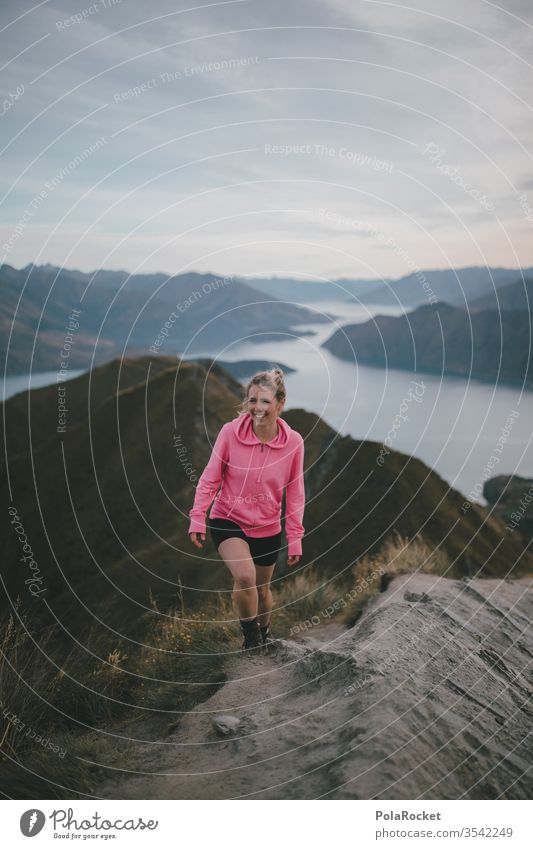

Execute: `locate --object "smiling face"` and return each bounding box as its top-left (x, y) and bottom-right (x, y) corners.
top-left (246, 384), bottom-right (284, 426)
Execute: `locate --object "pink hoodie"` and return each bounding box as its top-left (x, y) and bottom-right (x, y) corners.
top-left (188, 412), bottom-right (305, 555)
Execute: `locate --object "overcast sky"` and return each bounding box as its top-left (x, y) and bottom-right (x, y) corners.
top-left (1, 0), bottom-right (533, 281)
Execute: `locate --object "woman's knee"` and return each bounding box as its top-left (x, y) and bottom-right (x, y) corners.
top-left (233, 568), bottom-right (257, 589)
top-left (218, 539), bottom-right (255, 587)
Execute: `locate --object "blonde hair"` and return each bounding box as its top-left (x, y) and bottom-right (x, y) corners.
top-left (236, 367), bottom-right (286, 416)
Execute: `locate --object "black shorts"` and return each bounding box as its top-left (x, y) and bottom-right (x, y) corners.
top-left (207, 517), bottom-right (282, 567)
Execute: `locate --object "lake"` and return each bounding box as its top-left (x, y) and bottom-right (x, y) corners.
top-left (3, 300), bottom-right (532, 505)
top-left (1, 369), bottom-right (87, 401)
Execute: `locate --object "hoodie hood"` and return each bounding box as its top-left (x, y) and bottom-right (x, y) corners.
top-left (231, 411), bottom-right (291, 448)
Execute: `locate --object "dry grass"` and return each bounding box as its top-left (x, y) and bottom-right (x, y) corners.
top-left (0, 594), bottom-right (234, 798)
top-left (0, 531), bottom-right (449, 798)
top-left (339, 530), bottom-right (450, 626)
top-left (272, 531), bottom-right (451, 634)
top-left (0, 601), bottom-right (98, 798)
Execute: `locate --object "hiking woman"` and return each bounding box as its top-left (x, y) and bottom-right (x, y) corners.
top-left (188, 367), bottom-right (305, 652)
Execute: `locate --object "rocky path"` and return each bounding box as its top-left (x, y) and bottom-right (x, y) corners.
top-left (98, 573), bottom-right (533, 799)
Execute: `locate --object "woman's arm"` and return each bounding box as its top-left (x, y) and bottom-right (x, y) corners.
top-left (188, 425), bottom-right (229, 535)
top-left (284, 437), bottom-right (305, 556)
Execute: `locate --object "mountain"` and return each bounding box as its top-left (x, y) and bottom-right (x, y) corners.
top-left (0, 263), bottom-right (330, 375)
top-left (355, 266), bottom-right (533, 309)
top-left (321, 302), bottom-right (533, 388)
top-left (468, 277), bottom-right (533, 312)
top-left (2, 354), bottom-right (531, 646)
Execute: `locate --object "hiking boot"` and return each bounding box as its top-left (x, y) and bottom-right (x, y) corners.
top-left (260, 623), bottom-right (276, 655)
top-left (240, 618), bottom-right (263, 654)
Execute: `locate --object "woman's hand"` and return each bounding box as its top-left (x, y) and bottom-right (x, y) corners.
top-left (189, 532), bottom-right (205, 548)
top-left (287, 554), bottom-right (300, 567)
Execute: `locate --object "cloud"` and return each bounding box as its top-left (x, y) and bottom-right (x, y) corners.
top-left (1, 0), bottom-right (532, 277)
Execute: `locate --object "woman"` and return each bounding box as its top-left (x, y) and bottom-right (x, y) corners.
top-left (188, 367), bottom-right (305, 653)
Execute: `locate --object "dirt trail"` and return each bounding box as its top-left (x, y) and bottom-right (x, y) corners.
top-left (98, 573), bottom-right (533, 800)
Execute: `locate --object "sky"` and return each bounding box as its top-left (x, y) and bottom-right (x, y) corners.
top-left (1, 0), bottom-right (533, 281)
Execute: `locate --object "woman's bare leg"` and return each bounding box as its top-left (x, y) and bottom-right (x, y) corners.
top-left (255, 563), bottom-right (276, 627)
top-left (217, 537), bottom-right (258, 620)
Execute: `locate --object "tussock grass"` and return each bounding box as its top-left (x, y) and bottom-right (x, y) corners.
top-left (339, 531), bottom-right (450, 627)
top-left (371, 530), bottom-right (450, 577)
top-left (272, 531), bottom-right (451, 634)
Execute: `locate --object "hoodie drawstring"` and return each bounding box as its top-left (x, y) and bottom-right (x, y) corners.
top-left (256, 445), bottom-right (269, 482)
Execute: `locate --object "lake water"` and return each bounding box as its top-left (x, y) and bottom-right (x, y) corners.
top-left (1, 368), bottom-right (87, 401)
top-left (3, 300), bottom-right (532, 505)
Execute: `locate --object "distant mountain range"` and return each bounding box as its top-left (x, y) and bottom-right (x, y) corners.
top-left (3, 263), bottom-right (531, 376)
top-left (243, 266), bottom-right (533, 308)
top-left (4, 261), bottom-right (532, 384)
top-left (351, 266), bottom-right (533, 308)
top-left (0, 263), bottom-right (330, 376)
top-left (322, 301), bottom-right (533, 388)
top-left (2, 354), bottom-right (530, 641)
top-left (241, 275), bottom-right (382, 302)
top-left (468, 277), bottom-right (533, 312)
